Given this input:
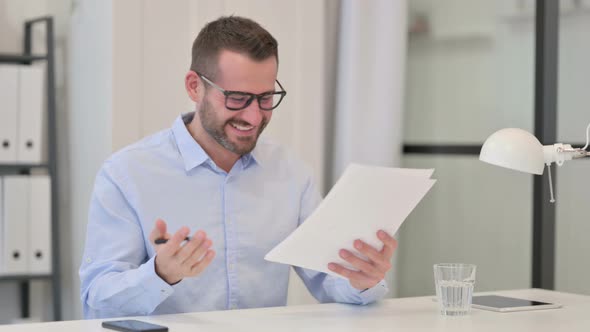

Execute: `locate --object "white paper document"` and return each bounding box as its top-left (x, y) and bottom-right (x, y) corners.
top-left (265, 164), bottom-right (436, 278)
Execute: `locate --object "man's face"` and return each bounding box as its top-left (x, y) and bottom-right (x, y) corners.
top-left (198, 50), bottom-right (277, 156)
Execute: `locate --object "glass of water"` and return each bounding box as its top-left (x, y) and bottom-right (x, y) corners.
top-left (434, 263), bottom-right (477, 316)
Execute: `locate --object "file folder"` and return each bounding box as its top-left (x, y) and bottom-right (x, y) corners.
top-left (17, 65), bottom-right (46, 164)
top-left (28, 175), bottom-right (52, 274)
top-left (0, 176), bottom-right (30, 275)
top-left (0, 65), bottom-right (19, 163)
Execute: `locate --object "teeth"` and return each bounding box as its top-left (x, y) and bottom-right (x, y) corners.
top-left (230, 123), bottom-right (254, 131)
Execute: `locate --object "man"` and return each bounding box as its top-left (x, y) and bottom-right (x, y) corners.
top-left (80, 16), bottom-right (397, 319)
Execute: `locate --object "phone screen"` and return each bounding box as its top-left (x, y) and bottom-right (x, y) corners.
top-left (102, 319), bottom-right (168, 332)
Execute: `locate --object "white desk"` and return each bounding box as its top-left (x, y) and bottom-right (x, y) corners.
top-left (1, 289), bottom-right (589, 331)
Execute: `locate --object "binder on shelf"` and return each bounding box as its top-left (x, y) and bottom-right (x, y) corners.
top-left (17, 64), bottom-right (46, 164)
top-left (0, 65), bottom-right (19, 163)
top-left (0, 176), bottom-right (30, 275)
top-left (28, 175), bottom-right (52, 274)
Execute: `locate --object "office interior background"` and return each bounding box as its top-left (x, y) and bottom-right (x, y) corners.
top-left (0, 0), bottom-right (589, 324)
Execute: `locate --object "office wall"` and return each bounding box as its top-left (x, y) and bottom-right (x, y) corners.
top-left (400, 0), bottom-right (590, 297)
top-left (398, 0), bottom-right (535, 296)
top-left (67, 0), bottom-right (113, 321)
top-left (555, 7), bottom-right (590, 295)
top-left (404, 0), bottom-right (534, 144)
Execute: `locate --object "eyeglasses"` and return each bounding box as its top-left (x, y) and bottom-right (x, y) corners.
top-left (197, 73), bottom-right (287, 111)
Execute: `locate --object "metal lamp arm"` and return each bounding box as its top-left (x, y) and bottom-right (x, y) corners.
top-left (542, 123), bottom-right (590, 203)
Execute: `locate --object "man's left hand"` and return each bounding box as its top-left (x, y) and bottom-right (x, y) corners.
top-left (328, 230), bottom-right (397, 291)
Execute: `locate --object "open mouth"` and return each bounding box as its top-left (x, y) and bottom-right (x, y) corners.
top-left (229, 122), bottom-right (255, 132)
top-left (228, 122), bottom-right (256, 135)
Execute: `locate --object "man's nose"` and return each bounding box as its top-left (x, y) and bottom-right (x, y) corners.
top-left (239, 99), bottom-right (264, 125)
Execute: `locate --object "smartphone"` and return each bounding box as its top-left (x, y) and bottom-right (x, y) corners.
top-left (102, 319), bottom-right (168, 332)
top-left (472, 295), bottom-right (562, 312)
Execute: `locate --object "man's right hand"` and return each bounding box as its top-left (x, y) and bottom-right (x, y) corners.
top-left (149, 219), bottom-right (216, 285)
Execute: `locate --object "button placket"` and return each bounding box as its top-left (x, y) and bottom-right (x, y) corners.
top-left (223, 175), bottom-right (239, 309)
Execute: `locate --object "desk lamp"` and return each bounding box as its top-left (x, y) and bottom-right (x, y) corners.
top-left (479, 123), bottom-right (590, 203)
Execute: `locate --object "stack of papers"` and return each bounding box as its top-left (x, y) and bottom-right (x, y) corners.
top-left (265, 164), bottom-right (436, 278)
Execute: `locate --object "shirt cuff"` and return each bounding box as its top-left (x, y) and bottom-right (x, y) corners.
top-left (137, 255), bottom-right (175, 303)
top-left (355, 279), bottom-right (389, 305)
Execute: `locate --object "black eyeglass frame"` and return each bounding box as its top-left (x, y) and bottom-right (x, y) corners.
top-left (197, 72), bottom-right (287, 111)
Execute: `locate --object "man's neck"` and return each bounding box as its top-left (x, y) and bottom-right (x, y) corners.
top-left (187, 115), bottom-right (240, 173)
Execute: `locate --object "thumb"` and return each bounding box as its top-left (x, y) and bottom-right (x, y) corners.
top-left (149, 218), bottom-right (168, 243)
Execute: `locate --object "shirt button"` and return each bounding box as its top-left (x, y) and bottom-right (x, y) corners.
top-left (85, 258), bottom-right (92, 263)
top-left (229, 263), bottom-right (234, 270)
top-left (231, 304), bottom-right (237, 309)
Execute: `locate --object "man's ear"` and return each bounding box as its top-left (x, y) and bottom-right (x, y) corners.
top-left (185, 70), bottom-right (203, 103)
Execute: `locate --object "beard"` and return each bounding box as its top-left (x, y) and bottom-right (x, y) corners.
top-left (198, 98), bottom-right (268, 155)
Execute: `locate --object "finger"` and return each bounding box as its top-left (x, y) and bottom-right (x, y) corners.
top-left (339, 249), bottom-right (379, 276)
top-left (159, 226), bottom-right (190, 257)
top-left (328, 262), bottom-right (374, 284)
top-left (189, 250), bottom-right (216, 275)
top-left (353, 240), bottom-right (388, 268)
top-left (377, 230), bottom-right (398, 258)
top-left (174, 230), bottom-right (205, 261)
top-left (149, 218), bottom-right (168, 243)
top-left (176, 231), bottom-right (207, 264)
top-left (183, 238), bottom-right (212, 267)
top-left (156, 219), bottom-right (167, 235)
top-left (328, 263), bottom-right (382, 291)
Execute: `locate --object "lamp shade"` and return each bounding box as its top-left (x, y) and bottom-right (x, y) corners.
top-left (479, 128), bottom-right (545, 175)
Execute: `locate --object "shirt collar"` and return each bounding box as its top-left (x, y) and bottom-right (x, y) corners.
top-left (172, 112), bottom-right (210, 171)
top-left (242, 139), bottom-right (266, 169)
top-left (172, 112), bottom-right (265, 172)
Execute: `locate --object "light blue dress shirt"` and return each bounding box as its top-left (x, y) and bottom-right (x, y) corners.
top-left (80, 113), bottom-right (388, 319)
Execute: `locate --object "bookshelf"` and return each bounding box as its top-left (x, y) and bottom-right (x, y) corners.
top-left (0, 16), bottom-right (60, 321)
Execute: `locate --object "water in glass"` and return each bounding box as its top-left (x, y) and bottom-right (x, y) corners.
top-left (436, 280), bottom-right (474, 316)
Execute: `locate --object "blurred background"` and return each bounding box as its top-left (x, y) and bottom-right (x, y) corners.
top-left (0, 0), bottom-right (589, 324)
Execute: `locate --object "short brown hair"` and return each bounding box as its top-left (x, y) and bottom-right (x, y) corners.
top-left (190, 16), bottom-right (278, 79)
